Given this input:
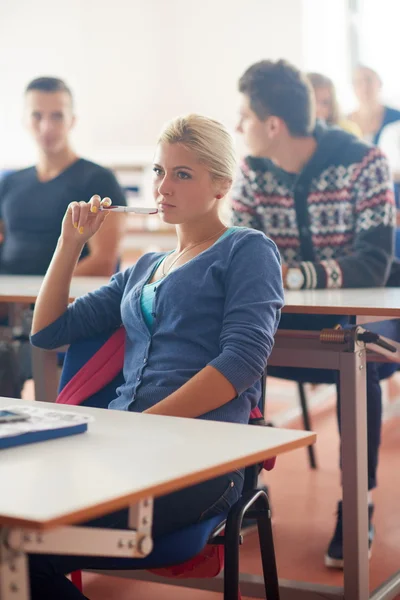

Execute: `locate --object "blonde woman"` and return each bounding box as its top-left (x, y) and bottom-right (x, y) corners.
top-left (349, 65), bottom-right (400, 144)
top-left (29, 114), bottom-right (284, 598)
top-left (308, 72), bottom-right (361, 137)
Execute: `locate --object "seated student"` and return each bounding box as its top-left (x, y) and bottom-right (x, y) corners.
top-left (0, 77), bottom-right (127, 385)
top-left (232, 59), bottom-right (397, 568)
top-left (29, 114), bottom-right (284, 599)
top-left (0, 77), bottom-right (125, 278)
top-left (349, 65), bottom-right (400, 208)
top-left (349, 65), bottom-right (400, 146)
top-left (378, 121), bottom-right (400, 211)
top-left (307, 72), bottom-right (362, 137)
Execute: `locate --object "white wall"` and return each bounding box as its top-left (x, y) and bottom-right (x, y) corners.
top-left (0, 0), bottom-right (305, 168)
top-left (356, 0), bottom-right (400, 107)
top-left (302, 0), bottom-right (354, 112)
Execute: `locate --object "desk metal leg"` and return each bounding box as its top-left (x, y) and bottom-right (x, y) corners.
top-left (340, 348), bottom-right (369, 600)
top-left (0, 529), bottom-right (30, 600)
top-left (0, 498), bottom-right (154, 600)
top-left (31, 347), bottom-right (59, 403)
top-left (109, 330), bottom-right (392, 600)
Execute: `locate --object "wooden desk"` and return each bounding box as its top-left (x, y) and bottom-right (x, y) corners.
top-left (111, 289), bottom-right (400, 600)
top-left (3, 277), bottom-right (399, 317)
top-left (2, 276), bottom-right (400, 600)
top-left (270, 292), bottom-right (400, 600)
top-left (0, 397), bottom-right (315, 600)
top-left (0, 275), bottom-right (109, 305)
top-left (284, 287), bottom-right (400, 317)
top-left (0, 275), bottom-right (110, 403)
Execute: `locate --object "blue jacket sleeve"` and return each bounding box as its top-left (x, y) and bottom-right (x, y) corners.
top-left (209, 232), bottom-right (284, 394)
top-left (30, 270), bottom-right (129, 349)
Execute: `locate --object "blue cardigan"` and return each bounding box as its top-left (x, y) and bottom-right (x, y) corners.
top-left (31, 228), bottom-right (284, 424)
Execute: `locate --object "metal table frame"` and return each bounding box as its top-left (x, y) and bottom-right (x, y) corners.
top-left (94, 326), bottom-right (400, 600)
top-left (7, 319), bottom-right (400, 599)
top-left (0, 499), bottom-right (153, 600)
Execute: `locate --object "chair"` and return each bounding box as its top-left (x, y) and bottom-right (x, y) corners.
top-left (265, 372), bottom-right (318, 470)
top-left (58, 332), bottom-right (280, 600)
top-left (296, 382), bottom-right (317, 469)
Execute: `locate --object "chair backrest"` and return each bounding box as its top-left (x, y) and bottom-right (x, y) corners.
top-left (58, 330), bottom-right (125, 409)
top-left (58, 331), bottom-right (274, 485)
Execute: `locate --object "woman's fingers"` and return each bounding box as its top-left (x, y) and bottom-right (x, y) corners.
top-left (77, 201), bottom-right (90, 233)
top-left (100, 197), bottom-right (112, 209)
top-left (68, 202), bottom-right (80, 229)
top-left (89, 195), bottom-right (102, 215)
top-left (66, 197), bottom-right (112, 235)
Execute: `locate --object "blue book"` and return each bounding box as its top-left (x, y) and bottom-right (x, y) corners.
top-left (0, 421), bottom-right (88, 450)
top-left (0, 405), bottom-right (91, 450)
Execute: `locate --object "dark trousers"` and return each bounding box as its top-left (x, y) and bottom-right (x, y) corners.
top-left (268, 313), bottom-right (398, 491)
top-left (28, 470), bottom-right (244, 600)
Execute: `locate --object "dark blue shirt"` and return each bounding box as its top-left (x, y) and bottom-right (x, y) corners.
top-left (374, 106), bottom-right (400, 144)
top-left (0, 159), bottom-right (126, 275)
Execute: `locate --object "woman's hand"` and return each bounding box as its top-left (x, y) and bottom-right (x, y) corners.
top-left (61, 195), bottom-right (112, 244)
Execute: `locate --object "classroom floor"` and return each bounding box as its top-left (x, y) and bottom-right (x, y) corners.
top-left (23, 377), bottom-right (400, 599)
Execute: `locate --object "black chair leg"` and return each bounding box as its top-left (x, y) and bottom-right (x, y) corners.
top-left (297, 382), bottom-right (317, 469)
top-left (223, 489), bottom-right (280, 600)
top-left (255, 492), bottom-right (280, 600)
top-left (223, 505), bottom-right (241, 600)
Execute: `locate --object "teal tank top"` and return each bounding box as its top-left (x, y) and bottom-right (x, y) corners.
top-left (140, 227), bottom-right (237, 330)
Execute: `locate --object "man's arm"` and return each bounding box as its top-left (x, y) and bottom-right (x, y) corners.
top-left (230, 160), bottom-right (264, 230)
top-left (74, 167), bottom-right (127, 276)
top-left (293, 148), bottom-right (396, 289)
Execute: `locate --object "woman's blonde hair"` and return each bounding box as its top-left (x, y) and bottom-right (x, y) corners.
top-left (158, 114), bottom-right (237, 182)
top-left (307, 72), bottom-right (340, 126)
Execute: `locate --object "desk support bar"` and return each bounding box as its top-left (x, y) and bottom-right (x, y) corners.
top-left (0, 498), bottom-right (153, 600)
top-left (340, 345), bottom-right (369, 599)
top-left (0, 529), bottom-right (29, 600)
top-left (91, 329), bottom-right (398, 600)
top-left (9, 525), bottom-right (151, 560)
top-left (98, 569), bottom-right (345, 599)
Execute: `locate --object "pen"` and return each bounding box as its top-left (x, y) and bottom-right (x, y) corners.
top-left (100, 206), bottom-right (158, 214)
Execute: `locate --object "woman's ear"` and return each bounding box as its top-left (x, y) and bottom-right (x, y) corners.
top-left (216, 178), bottom-right (232, 199)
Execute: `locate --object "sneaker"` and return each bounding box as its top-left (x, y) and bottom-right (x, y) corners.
top-left (324, 500), bottom-right (375, 569)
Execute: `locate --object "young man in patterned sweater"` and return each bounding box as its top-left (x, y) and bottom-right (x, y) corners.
top-left (232, 59), bottom-right (397, 568)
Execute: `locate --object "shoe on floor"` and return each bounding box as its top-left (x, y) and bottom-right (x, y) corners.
top-left (324, 500), bottom-right (374, 569)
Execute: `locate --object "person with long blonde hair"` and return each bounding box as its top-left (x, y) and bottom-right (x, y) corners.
top-left (28, 114), bottom-right (284, 599)
top-left (308, 72), bottom-right (361, 136)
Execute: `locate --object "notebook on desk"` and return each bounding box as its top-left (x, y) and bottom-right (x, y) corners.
top-left (0, 405), bottom-right (92, 450)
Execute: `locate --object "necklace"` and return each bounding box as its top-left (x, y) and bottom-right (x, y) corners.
top-left (162, 225), bottom-right (227, 277)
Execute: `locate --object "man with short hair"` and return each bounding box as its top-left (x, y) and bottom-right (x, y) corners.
top-left (0, 77), bottom-right (126, 277)
top-left (233, 59), bottom-right (397, 568)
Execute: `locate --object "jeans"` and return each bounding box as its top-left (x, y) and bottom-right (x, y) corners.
top-left (268, 313), bottom-right (398, 491)
top-left (29, 469), bottom-right (244, 599)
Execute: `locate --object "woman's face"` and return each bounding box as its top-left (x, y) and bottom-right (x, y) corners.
top-left (313, 86), bottom-right (333, 122)
top-left (353, 68), bottom-right (381, 105)
top-left (152, 142), bottom-right (227, 224)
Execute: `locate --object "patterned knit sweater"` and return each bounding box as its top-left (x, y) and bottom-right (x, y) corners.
top-left (232, 124), bottom-right (396, 289)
